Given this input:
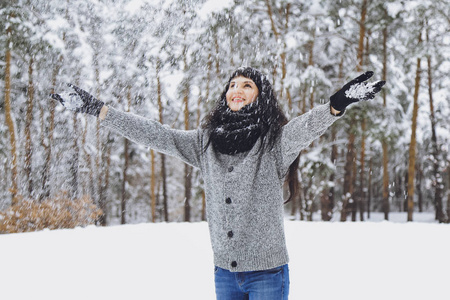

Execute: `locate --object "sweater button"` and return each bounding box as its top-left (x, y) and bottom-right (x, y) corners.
top-left (231, 261), bottom-right (237, 268)
top-left (228, 166), bottom-right (234, 172)
top-left (227, 231), bottom-right (234, 238)
top-left (225, 197), bottom-right (232, 204)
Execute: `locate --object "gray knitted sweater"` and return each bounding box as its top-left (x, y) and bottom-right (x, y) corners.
top-left (101, 102), bottom-right (341, 272)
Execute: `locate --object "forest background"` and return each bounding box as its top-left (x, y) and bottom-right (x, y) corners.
top-left (1, 0), bottom-right (449, 233)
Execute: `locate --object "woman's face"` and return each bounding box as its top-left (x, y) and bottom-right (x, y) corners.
top-left (226, 76), bottom-right (259, 111)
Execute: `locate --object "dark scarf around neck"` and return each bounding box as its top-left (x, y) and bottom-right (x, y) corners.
top-left (209, 103), bottom-right (263, 155)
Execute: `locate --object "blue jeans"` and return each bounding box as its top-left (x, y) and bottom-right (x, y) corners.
top-left (214, 264), bottom-right (289, 300)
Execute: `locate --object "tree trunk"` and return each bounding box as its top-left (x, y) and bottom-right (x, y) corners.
top-left (69, 76), bottom-right (82, 200)
top-left (121, 138), bottom-right (129, 225)
top-left (381, 24), bottom-right (390, 220)
top-left (198, 53), bottom-right (211, 128)
top-left (322, 125), bottom-right (337, 221)
top-left (229, 15), bottom-right (235, 67)
top-left (298, 177), bottom-right (305, 221)
top-left (367, 157), bottom-right (373, 219)
top-left (201, 190), bottom-right (206, 221)
top-left (341, 131), bottom-right (355, 221)
top-left (308, 19), bottom-right (317, 111)
top-left (183, 97), bottom-right (192, 222)
top-left (156, 60), bottom-right (169, 222)
top-left (4, 23), bottom-right (19, 205)
top-left (121, 86), bottom-right (132, 225)
top-left (94, 60), bottom-right (103, 210)
top-left (305, 185), bottom-right (314, 222)
top-left (341, 0), bottom-right (367, 221)
top-left (416, 163), bottom-right (423, 213)
top-left (81, 115), bottom-right (95, 199)
top-left (281, 3), bottom-right (291, 103)
top-left (265, 0), bottom-right (291, 102)
top-left (358, 118), bottom-right (366, 221)
top-left (161, 155), bottom-right (169, 222)
top-left (150, 59), bottom-right (162, 223)
top-left (94, 67), bottom-right (109, 226)
top-left (291, 185), bottom-right (297, 217)
top-left (150, 149), bottom-right (156, 222)
top-left (357, 0), bottom-right (367, 70)
top-left (41, 57), bottom-right (63, 201)
top-left (41, 11), bottom-right (67, 200)
top-left (351, 144), bottom-right (358, 222)
top-left (184, 164), bottom-right (193, 222)
top-left (265, 0), bottom-right (279, 39)
top-left (447, 170), bottom-right (450, 223)
top-left (359, 22), bottom-right (370, 222)
top-left (320, 192), bottom-right (329, 221)
top-left (407, 32), bottom-right (422, 222)
top-left (70, 114), bottom-right (80, 200)
top-left (300, 84), bottom-right (307, 115)
top-left (214, 30), bottom-right (220, 75)
top-left (199, 54), bottom-right (212, 222)
top-left (426, 24), bottom-right (444, 222)
top-left (403, 170), bottom-right (408, 212)
top-left (323, 56), bottom-right (343, 221)
top-left (183, 44), bottom-right (192, 222)
top-left (98, 133), bottom-right (111, 226)
top-left (382, 136), bottom-right (390, 219)
top-left (24, 57), bottom-right (34, 198)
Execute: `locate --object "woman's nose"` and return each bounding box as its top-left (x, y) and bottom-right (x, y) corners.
top-left (232, 85), bottom-right (243, 93)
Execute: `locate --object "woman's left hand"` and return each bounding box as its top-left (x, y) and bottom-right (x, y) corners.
top-left (330, 71), bottom-right (385, 113)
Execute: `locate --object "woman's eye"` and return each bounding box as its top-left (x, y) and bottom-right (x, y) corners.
top-left (245, 84), bottom-right (251, 88)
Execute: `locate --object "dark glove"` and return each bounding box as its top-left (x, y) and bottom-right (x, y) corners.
top-left (330, 71), bottom-right (386, 113)
top-left (50, 84), bottom-right (104, 117)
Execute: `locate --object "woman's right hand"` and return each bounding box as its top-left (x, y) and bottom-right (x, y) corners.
top-left (50, 84), bottom-right (104, 117)
top-left (329, 71), bottom-right (385, 113)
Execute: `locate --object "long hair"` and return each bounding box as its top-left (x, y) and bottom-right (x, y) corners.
top-left (202, 67), bottom-right (299, 203)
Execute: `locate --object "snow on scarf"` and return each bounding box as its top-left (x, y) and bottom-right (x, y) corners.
top-left (209, 102), bottom-right (263, 155)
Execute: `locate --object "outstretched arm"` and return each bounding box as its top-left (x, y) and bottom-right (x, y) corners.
top-left (101, 107), bottom-right (202, 168)
top-left (51, 85), bottom-right (203, 169)
top-left (279, 102), bottom-right (341, 174)
top-left (278, 71), bottom-right (385, 173)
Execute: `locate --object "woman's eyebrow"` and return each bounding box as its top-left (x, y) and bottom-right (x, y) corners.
top-left (230, 80), bottom-right (254, 84)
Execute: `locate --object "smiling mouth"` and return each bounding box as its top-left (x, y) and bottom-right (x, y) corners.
top-left (232, 97), bottom-right (245, 102)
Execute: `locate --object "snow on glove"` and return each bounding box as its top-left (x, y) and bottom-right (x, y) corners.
top-left (330, 71), bottom-right (386, 113)
top-left (50, 84), bottom-right (104, 117)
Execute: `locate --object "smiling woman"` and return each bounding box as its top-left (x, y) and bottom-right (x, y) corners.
top-left (226, 76), bottom-right (259, 111)
top-left (50, 66), bottom-right (385, 300)
top-left (202, 67), bottom-right (290, 158)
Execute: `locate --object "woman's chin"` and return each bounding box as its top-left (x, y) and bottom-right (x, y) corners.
top-left (227, 102), bottom-right (245, 111)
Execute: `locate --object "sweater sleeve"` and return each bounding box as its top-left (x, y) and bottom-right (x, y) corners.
top-left (277, 102), bottom-right (342, 176)
top-left (101, 107), bottom-right (203, 169)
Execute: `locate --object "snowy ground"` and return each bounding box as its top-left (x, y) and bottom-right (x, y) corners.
top-left (1, 213), bottom-right (449, 300)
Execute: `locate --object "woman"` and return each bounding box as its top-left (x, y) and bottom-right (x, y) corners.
top-left (51, 67), bottom-right (385, 299)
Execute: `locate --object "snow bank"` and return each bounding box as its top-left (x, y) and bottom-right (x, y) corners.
top-left (1, 217), bottom-right (448, 300)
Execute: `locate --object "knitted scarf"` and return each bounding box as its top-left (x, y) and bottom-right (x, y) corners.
top-left (209, 103), bottom-right (263, 155)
